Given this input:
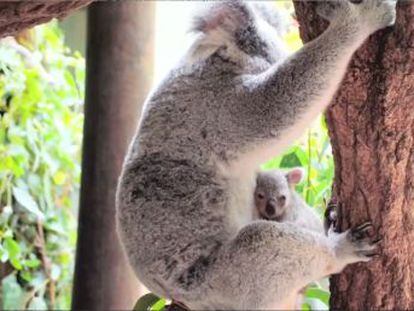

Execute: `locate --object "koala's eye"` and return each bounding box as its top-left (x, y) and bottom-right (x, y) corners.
top-left (257, 193), bottom-right (265, 200)
top-left (278, 195), bottom-right (286, 205)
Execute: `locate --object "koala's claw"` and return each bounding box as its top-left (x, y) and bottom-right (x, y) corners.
top-left (371, 237), bottom-right (383, 245)
top-left (350, 221), bottom-right (375, 241)
top-left (324, 200), bottom-right (339, 235)
top-left (346, 221), bottom-right (381, 261)
top-left (333, 221), bottom-right (382, 264)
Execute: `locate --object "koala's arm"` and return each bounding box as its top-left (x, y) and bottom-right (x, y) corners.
top-left (236, 1), bottom-right (395, 148)
top-left (197, 220), bottom-right (379, 310)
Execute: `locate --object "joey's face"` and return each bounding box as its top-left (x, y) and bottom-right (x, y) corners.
top-left (254, 172), bottom-right (291, 221)
top-left (255, 168), bottom-right (304, 222)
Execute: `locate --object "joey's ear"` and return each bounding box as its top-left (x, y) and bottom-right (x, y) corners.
top-left (286, 168), bottom-right (304, 185)
top-left (190, 1), bottom-right (254, 35)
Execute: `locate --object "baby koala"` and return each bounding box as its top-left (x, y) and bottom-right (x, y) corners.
top-left (254, 168), bottom-right (326, 308)
top-left (254, 168), bottom-right (324, 234)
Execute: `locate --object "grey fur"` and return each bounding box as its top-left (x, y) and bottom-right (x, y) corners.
top-left (117, 1), bottom-right (396, 309)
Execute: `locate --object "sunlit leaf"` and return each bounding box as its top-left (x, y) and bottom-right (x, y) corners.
top-left (23, 258), bottom-right (41, 268)
top-left (305, 287), bottom-right (330, 306)
top-left (53, 170), bottom-right (66, 185)
top-left (4, 237), bottom-right (20, 258)
top-left (151, 299), bottom-right (166, 311)
top-left (12, 187), bottom-right (44, 219)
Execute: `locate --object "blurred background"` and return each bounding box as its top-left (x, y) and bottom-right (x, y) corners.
top-left (0, 2), bottom-right (333, 310)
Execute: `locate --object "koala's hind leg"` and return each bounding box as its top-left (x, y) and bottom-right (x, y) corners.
top-left (187, 220), bottom-right (379, 310)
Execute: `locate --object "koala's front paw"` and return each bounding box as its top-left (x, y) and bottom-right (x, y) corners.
top-left (332, 221), bottom-right (381, 265)
top-left (352, 0), bottom-right (397, 33)
top-left (316, 0), bottom-right (350, 22)
top-left (318, 0), bottom-right (397, 37)
top-left (348, 222), bottom-right (381, 259)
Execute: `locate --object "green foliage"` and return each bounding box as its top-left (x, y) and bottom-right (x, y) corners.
top-left (0, 22), bottom-right (84, 309)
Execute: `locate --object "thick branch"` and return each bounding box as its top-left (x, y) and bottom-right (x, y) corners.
top-left (295, 1), bottom-right (414, 310)
top-left (0, 1), bottom-right (92, 38)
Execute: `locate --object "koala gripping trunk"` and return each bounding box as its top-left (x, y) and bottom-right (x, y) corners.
top-left (294, 1), bottom-right (414, 310)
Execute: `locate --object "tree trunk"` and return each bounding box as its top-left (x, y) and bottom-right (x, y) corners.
top-left (71, 2), bottom-right (154, 310)
top-left (294, 2), bottom-right (414, 310)
top-left (0, 1), bottom-right (92, 38)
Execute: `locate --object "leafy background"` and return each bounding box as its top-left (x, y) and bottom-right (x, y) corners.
top-left (0, 2), bottom-right (333, 310)
top-left (0, 22), bottom-right (84, 309)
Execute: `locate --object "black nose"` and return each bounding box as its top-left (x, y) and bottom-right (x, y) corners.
top-left (265, 202), bottom-right (276, 217)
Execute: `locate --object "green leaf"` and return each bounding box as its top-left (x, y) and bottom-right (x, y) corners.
top-left (304, 287), bottom-right (330, 305)
top-left (303, 297), bottom-right (328, 311)
top-left (20, 270), bottom-right (33, 282)
top-left (301, 302), bottom-right (311, 311)
top-left (52, 170), bottom-right (66, 185)
top-left (134, 293), bottom-right (162, 311)
top-left (3, 238), bottom-right (22, 270)
top-left (280, 151), bottom-right (302, 168)
top-left (262, 157), bottom-right (281, 170)
top-left (23, 258), bottom-right (41, 268)
top-left (151, 299), bottom-right (166, 311)
top-left (4, 238), bottom-right (21, 259)
top-left (12, 187), bottom-right (44, 219)
top-left (9, 257), bottom-right (23, 270)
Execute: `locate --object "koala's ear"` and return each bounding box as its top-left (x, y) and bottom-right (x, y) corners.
top-left (190, 1), bottom-right (253, 35)
top-left (286, 168), bottom-right (304, 185)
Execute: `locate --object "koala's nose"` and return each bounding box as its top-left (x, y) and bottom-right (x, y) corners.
top-left (265, 201), bottom-right (276, 217)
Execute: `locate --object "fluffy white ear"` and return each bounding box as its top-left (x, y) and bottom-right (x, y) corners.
top-left (187, 1), bottom-right (255, 64)
top-left (286, 168), bottom-right (304, 185)
top-left (190, 1), bottom-right (253, 35)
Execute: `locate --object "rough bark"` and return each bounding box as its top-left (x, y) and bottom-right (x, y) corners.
top-left (294, 1), bottom-right (414, 310)
top-left (0, 1), bottom-right (92, 38)
top-left (71, 2), bottom-right (155, 310)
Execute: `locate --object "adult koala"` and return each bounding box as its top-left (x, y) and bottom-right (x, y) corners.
top-left (117, 1), bottom-right (396, 309)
